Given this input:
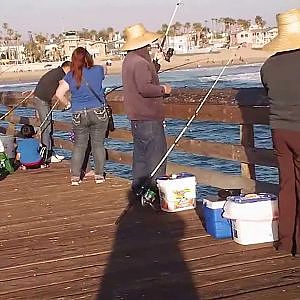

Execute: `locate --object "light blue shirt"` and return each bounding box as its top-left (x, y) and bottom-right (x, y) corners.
top-left (17, 138), bottom-right (41, 164)
top-left (64, 65), bottom-right (105, 113)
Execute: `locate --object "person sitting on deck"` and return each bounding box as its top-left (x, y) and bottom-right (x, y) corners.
top-left (16, 124), bottom-right (47, 170)
top-left (260, 8), bottom-right (300, 257)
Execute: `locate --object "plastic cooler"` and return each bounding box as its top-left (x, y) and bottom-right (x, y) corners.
top-left (223, 193), bottom-right (279, 245)
top-left (202, 197), bottom-right (232, 239)
top-left (156, 173), bottom-right (196, 212)
top-left (0, 134), bottom-right (15, 158)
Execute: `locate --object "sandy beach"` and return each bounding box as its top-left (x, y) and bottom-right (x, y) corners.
top-left (0, 47), bottom-right (271, 85)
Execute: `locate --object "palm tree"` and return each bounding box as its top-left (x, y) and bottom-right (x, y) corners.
top-left (184, 22), bottom-right (191, 34)
top-left (237, 19), bottom-right (251, 30)
top-left (107, 27), bottom-right (114, 41)
top-left (174, 21), bottom-right (182, 35)
top-left (98, 30), bottom-right (109, 41)
top-left (221, 17), bottom-right (236, 34)
top-left (157, 24), bottom-right (168, 35)
top-left (255, 16), bottom-right (266, 28)
top-left (90, 29), bottom-right (97, 41)
top-left (35, 33), bottom-right (47, 44)
top-left (192, 22), bottom-right (203, 46)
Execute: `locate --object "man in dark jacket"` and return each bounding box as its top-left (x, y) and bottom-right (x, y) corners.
top-left (34, 61), bottom-right (70, 162)
top-left (260, 8), bottom-right (300, 256)
top-left (121, 23), bottom-right (171, 204)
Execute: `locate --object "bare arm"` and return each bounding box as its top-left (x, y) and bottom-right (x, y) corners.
top-left (55, 80), bottom-right (70, 107)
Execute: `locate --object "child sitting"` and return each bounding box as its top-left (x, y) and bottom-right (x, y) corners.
top-left (16, 125), bottom-right (46, 170)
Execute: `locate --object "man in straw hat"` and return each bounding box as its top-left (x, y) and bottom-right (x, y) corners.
top-left (121, 23), bottom-right (171, 205)
top-left (260, 8), bottom-right (300, 256)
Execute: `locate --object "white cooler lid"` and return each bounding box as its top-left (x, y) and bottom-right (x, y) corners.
top-left (203, 197), bottom-right (226, 209)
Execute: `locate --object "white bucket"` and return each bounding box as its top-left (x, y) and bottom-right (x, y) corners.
top-left (157, 173), bottom-right (196, 212)
top-left (0, 134), bottom-right (15, 158)
top-left (231, 219), bottom-right (279, 245)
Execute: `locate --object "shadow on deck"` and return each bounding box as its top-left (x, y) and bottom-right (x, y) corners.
top-left (0, 163), bottom-right (300, 300)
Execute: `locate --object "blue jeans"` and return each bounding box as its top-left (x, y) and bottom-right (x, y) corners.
top-left (131, 120), bottom-right (167, 190)
top-left (72, 108), bottom-right (108, 177)
top-left (34, 96), bottom-right (53, 154)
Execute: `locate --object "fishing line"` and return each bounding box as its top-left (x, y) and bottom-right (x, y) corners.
top-left (115, 45), bottom-right (242, 225)
top-left (0, 90), bottom-right (34, 121)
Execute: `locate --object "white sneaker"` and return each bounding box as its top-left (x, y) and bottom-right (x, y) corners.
top-left (54, 154), bottom-right (65, 160)
top-left (50, 155), bottom-right (63, 163)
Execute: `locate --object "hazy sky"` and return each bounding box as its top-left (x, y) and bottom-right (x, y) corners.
top-left (1, 0), bottom-right (299, 38)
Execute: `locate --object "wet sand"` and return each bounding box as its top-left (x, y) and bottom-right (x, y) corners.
top-left (0, 47), bottom-right (271, 85)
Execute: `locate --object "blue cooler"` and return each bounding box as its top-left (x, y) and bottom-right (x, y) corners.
top-left (202, 197), bottom-right (232, 239)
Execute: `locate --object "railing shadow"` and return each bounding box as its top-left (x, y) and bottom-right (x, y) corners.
top-left (97, 191), bottom-right (200, 300)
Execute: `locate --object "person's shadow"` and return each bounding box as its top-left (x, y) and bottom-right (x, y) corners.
top-left (97, 191), bottom-right (200, 300)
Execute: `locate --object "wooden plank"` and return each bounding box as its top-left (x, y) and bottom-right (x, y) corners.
top-left (2, 88), bottom-right (270, 125)
top-left (240, 124), bottom-right (256, 179)
top-left (0, 164), bottom-right (298, 299)
top-left (104, 149), bottom-right (278, 194)
top-left (108, 128), bottom-right (277, 167)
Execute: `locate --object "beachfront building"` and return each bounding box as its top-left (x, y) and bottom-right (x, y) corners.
top-left (165, 34), bottom-right (194, 54)
top-left (233, 27), bottom-right (278, 49)
top-left (44, 43), bottom-right (61, 61)
top-left (235, 30), bottom-right (252, 46)
top-left (0, 44), bottom-right (25, 64)
top-left (59, 31), bottom-right (106, 60)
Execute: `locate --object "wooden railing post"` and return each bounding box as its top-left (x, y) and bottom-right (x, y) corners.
top-left (240, 124), bottom-right (256, 180)
top-left (6, 107), bottom-right (16, 136)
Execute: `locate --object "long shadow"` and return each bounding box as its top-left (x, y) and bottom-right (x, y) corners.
top-left (97, 191), bottom-right (200, 300)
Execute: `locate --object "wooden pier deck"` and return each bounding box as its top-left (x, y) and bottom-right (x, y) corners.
top-left (1, 163), bottom-right (300, 300)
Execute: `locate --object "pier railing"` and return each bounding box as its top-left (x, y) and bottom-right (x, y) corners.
top-left (0, 88), bottom-right (278, 194)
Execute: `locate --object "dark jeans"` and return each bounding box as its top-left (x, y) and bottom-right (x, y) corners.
top-left (131, 120), bottom-right (167, 191)
top-left (72, 108), bottom-right (108, 177)
top-left (272, 128), bottom-right (300, 254)
top-left (34, 96), bottom-right (53, 155)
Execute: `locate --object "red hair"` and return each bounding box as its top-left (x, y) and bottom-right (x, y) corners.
top-left (70, 47), bottom-right (94, 88)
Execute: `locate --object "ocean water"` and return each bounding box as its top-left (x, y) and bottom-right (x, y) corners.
top-left (0, 63), bottom-right (278, 198)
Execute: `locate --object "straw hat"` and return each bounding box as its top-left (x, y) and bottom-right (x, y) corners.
top-left (121, 23), bottom-right (161, 51)
top-left (263, 8), bottom-right (300, 53)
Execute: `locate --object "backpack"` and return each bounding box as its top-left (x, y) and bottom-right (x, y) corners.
top-left (0, 152), bottom-right (14, 178)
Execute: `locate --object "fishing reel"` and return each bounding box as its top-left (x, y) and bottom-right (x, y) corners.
top-left (135, 182), bottom-right (160, 211)
top-left (164, 47), bottom-right (174, 62)
top-left (153, 47), bottom-right (175, 72)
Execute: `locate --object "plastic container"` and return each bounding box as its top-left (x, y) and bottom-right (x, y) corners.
top-left (223, 193), bottom-right (278, 221)
top-left (157, 173), bottom-right (196, 212)
top-left (223, 193), bottom-right (279, 245)
top-left (231, 219), bottom-right (278, 245)
top-left (202, 197), bottom-right (232, 239)
top-left (0, 134), bottom-right (15, 158)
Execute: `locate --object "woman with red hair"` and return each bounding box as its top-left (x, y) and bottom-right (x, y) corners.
top-left (56, 47), bottom-right (108, 185)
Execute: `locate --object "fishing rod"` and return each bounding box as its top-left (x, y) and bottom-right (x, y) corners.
top-left (154, 0), bottom-right (183, 63)
top-left (106, 55), bottom-right (204, 97)
top-left (37, 98), bottom-right (60, 135)
top-left (115, 46), bottom-right (241, 225)
top-left (0, 90), bottom-right (34, 121)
